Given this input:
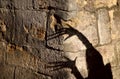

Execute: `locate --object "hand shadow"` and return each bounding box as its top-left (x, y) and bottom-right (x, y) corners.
top-left (47, 25), bottom-right (113, 79)
top-left (47, 57), bottom-right (84, 79)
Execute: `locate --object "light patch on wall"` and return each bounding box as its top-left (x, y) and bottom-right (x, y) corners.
top-left (50, 15), bottom-right (57, 31)
top-left (0, 20), bottom-right (6, 32)
top-left (94, 0), bottom-right (117, 8)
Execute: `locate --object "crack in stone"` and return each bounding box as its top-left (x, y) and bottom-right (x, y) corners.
top-left (13, 67), bottom-right (16, 79)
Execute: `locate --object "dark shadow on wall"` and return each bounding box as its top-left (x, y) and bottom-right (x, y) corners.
top-left (47, 25), bottom-right (113, 79)
top-left (45, 8), bottom-right (64, 52)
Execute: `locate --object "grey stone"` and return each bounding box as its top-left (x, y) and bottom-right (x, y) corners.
top-left (33, 0), bottom-right (48, 9)
top-left (84, 0), bottom-right (95, 12)
top-left (49, 0), bottom-right (77, 11)
top-left (0, 9), bottom-right (47, 46)
top-left (0, 0), bottom-right (33, 10)
top-left (0, 42), bottom-right (6, 64)
top-left (33, 0), bottom-right (69, 11)
top-left (97, 8), bottom-right (111, 45)
top-left (55, 10), bottom-right (77, 20)
top-left (15, 67), bottom-right (38, 79)
top-left (0, 0), bottom-right (120, 79)
top-left (13, 10), bottom-right (47, 46)
top-left (0, 0), bottom-right (14, 9)
top-left (0, 9), bottom-right (15, 43)
top-left (117, 0), bottom-right (120, 8)
top-left (13, 0), bottom-right (33, 10)
top-left (0, 64), bottom-right (15, 79)
top-left (6, 47), bottom-right (39, 71)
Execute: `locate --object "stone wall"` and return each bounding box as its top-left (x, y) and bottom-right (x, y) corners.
top-left (0, 0), bottom-right (120, 79)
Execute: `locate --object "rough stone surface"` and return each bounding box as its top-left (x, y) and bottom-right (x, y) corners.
top-left (0, 0), bottom-right (33, 9)
top-left (0, 41), bottom-right (6, 64)
top-left (115, 40), bottom-right (120, 65)
top-left (112, 66), bottom-right (120, 79)
top-left (6, 45), bottom-right (39, 70)
top-left (0, 0), bottom-right (120, 79)
top-left (0, 64), bottom-right (15, 79)
top-left (111, 10), bottom-right (120, 40)
top-left (96, 44), bottom-right (116, 66)
top-left (94, 0), bottom-right (117, 8)
top-left (98, 8), bottom-right (111, 45)
top-left (15, 67), bottom-right (46, 79)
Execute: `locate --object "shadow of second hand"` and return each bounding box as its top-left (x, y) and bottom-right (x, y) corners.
top-left (47, 24), bottom-right (113, 79)
top-left (64, 25), bottom-right (113, 79)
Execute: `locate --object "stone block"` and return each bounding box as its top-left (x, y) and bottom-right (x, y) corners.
top-left (0, 41), bottom-right (6, 63)
top-left (0, 19), bottom-right (6, 33)
top-left (112, 66), bottom-right (120, 79)
top-left (0, 9), bottom-right (47, 46)
top-left (115, 40), bottom-right (120, 65)
top-left (11, 10), bottom-right (46, 46)
top-left (83, 25), bottom-right (98, 46)
top-left (62, 11), bottom-right (97, 29)
top-left (76, 56), bottom-right (88, 78)
top-left (97, 8), bottom-right (111, 45)
top-left (63, 11), bottom-right (98, 52)
top-left (14, 10), bottom-right (46, 44)
top-left (33, 0), bottom-right (69, 11)
top-left (94, 0), bottom-right (117, 8)
top-left (49, 0), bottom-right (77, 11)
top-left (13, 0), bottom-right (33, 10)
top-left (0, 0), bottom-right (13, 9)
top-left (0, 0), bottom-right (33, 10)
top-left (117, 0), bottom-right (120, 8)
top-left (96, 44), bottom-right (116, 66)
top-left (0, 48), bottom-right (4, 63)
top-left (111, 10), bottom-right (120, 40)
top-left (63, 35), bottom-right (86, 52)
top-left (15, 67), bottom-right (35, 79)
top-left (0, 9), bottom-right (16, 43)
top-left (33, 0), bottom-right (48, 9)
top-left (0, 64), bottom-right (14, 79)
top-left (84, 0), bottom-right (95, 12)
top-left (55, 10), bottom-right (77, 20)
top-left (6, 45), bottom-right (39, 70)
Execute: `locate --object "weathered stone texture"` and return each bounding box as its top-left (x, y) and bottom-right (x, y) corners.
top-left (115, 40), bottom-right (120, 65)
top-left (76, 56), bottom-right (88, 78)
top-left (112, 67), bottom-right (120, 79)
top-left (6, 46), bottom-right (39, 70)
top-left (94, 0), bottom-right (117, 8)
top-left (0, 6), bottom-right (47, 44)
top-left (0, 0), bottom-right (120, 79)
top-left (117, 0), bottom-right (120, 8)
top-left (63, 35), bottom-right (86, 52)
top-left (62, 11), bottom-right (98, 47)
top-left (111, 10), bottom-right (120, 40)
top-left (15, 67), bottom-right (43, 79)
top-left (0, 0), bottom-right (33, 9)
top-left (0, 64), bottom-right (15, 79)
top-left (14, 10), bottom-right (47, 43)
top-left (96, 44), bottom-right (116, 66)
top-left (33, 0), bottom-right (48, 9)
top-left (97, 8), bottom-right (111, 45)
top-left (13, 0), bottom-right (33, 10)
top-left (0, 41), bottom-right (6, 64)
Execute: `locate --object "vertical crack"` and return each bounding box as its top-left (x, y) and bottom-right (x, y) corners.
top-left (13, 67), bottom-right (16, 79)
top-left (32, 0), bottom-right (35, 9)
